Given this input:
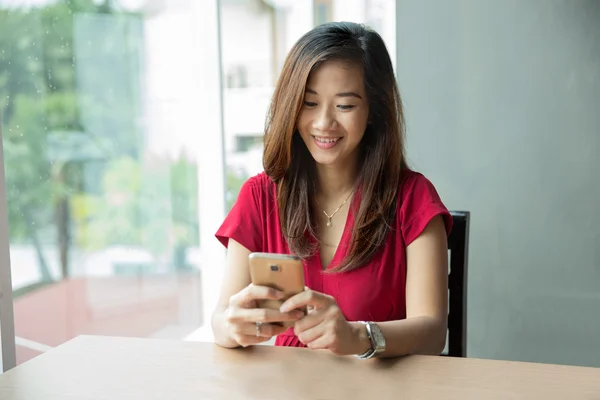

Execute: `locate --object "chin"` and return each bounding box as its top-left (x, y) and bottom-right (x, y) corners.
top-left (308, 151), bottom-right (341, 166)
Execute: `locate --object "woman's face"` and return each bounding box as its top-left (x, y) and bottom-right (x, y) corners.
top-left (297, 60), bottom-right (369, 169)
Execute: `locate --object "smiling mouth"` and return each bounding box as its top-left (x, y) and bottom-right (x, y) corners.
top-left (312, 136), bottom-right (341, 143)
top-left (311, 135), bottom-right (342, 150)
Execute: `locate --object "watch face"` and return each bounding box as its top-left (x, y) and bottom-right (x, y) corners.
top-left (369, 323), bottom-right (386, 350)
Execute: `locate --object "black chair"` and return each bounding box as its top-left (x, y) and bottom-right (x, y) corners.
top-left (442, 211), bottom-right (470, 358)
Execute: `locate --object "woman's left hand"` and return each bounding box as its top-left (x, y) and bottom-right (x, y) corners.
top-left (279, 289), bottom-right (370, 356)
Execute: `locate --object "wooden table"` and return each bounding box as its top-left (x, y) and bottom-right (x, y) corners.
top-left (1, 335), bottom-right (599, 399)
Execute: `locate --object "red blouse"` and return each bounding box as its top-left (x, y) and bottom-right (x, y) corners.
top-left (215, 169), bottom-right (452, 348)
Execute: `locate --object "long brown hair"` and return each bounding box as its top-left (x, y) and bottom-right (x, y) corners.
top-left (263, 22), bottom-right (407, 273)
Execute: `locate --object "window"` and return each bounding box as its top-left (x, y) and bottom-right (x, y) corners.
top-left (314, 0), bottom-right (333, 26)
top-left (0, 0), bottom-right (395, 367)
top-left (0, 0), bottom-right (224, 367)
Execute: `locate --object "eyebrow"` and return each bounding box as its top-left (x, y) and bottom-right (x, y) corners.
top-left (305, 88), bottom-right (363, 100)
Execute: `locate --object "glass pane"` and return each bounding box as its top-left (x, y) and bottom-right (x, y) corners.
top-left (220, 0), bottom-right (314, 210)
top-left (1, 0), bottom-right (216, 365)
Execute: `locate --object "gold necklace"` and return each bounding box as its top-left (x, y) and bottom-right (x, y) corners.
top-left (316, 190), bottom-right (353, 228)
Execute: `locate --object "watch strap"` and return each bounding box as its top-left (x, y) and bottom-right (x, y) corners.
top-left (354, 321), bottom-right (382, 359)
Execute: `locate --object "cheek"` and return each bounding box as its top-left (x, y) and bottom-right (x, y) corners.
top-left (296, 111), bottom-right (311, 134)
top-left (342, 116), bottom-right (368, 142)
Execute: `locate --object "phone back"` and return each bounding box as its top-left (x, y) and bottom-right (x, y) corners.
top-left (248, 253), bottom-right (305, 314)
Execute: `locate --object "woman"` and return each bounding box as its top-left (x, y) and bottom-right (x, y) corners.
top-left (211, 21), bottom-right (452, 359)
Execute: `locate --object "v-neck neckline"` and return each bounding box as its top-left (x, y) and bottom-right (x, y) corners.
top-left (314, 191), bottom-right (360, 271)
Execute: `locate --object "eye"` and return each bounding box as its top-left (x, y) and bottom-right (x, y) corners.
top-left (338, 105), bottom-right (355, 110)
top-left (303, 101), bottom-right (317, 107)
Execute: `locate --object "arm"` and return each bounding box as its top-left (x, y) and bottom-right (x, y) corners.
top-left (211, 238), bottom-right (252, 348)
top-left (211, 239), bottom-right (299, 348)
top-left (355, 215), bottom-right (449, 357)
top-left (284, 215), bottom-right (449, 358)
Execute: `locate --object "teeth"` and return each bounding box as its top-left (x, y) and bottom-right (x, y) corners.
top-left (315, 137), bottom-right (339, 143)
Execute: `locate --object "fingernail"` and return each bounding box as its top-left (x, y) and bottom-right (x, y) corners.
top-left (291, 310), bottom-right (304, 318)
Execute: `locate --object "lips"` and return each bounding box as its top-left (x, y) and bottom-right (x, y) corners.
top-left (312, 135), bottom-right (342, 149)
top-left (314, 136), bottom-right (340, 144)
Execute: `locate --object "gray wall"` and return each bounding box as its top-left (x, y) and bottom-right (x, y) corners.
top-left (396, 0), bottom-right (600, 367)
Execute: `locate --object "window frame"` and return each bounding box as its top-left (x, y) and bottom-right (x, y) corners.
top-left (0, 120), bottom-right (17, 373)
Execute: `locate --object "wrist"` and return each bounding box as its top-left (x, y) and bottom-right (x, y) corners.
top-left (349, 321), bottom-right (372, 355)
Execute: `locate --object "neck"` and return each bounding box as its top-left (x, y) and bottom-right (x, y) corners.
top-left (314, 162), bottom-right (358, 201)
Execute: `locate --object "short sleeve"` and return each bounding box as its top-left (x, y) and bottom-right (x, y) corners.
top-left (399, 172), bottom-right (453, 246)
top-left (215, 176), bottom-right (264, 252)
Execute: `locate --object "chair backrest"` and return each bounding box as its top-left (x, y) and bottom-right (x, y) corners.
top-left (443, 211), bottom-right (470, 357)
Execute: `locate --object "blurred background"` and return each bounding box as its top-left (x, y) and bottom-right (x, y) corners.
top-left (1, 0), bottom-right (599, 369)
top-left (0, 0), bottom-right (395, 365)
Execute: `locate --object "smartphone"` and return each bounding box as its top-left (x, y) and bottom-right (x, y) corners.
top-left (248, 252), bottom-right (306, 327)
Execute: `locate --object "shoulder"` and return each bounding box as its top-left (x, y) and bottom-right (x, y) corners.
top-left (242, 171), bottom-right (275, 190)
top-left (216, 172), bottom-right (275, 251)
top-left (399, 169), bottom-right (438, 198)
top-left (396, 169), bottom-right (452, 244)
top-left (237, 172), bottom-right (276, 201)
top-left (397, 169), bottom-right (444, 208)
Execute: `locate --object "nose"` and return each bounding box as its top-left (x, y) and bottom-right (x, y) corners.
top-left (312, 106), bottom-right (337, 132)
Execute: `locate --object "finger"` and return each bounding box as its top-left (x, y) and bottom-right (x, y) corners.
top-left (294, 309), bottom-right (326, 336)
top-left (247, 284), bottom-right (285, 300)
top-left (304, 334), bottom-right (333, 351)
top-left (233, 322), bottom-right (289, 339)
top-left (235, 334), bottom-right (273, 347)
top-left (280, 290), bottom-right (331, 313)
top-left (230, 284), bottom-right (284, 307)
top-left (233, 323), bottom-right (289, 347)
top-left (229, 307), bottom-right (305, 324)
top-left (296, 323), bottom-right (327, 347)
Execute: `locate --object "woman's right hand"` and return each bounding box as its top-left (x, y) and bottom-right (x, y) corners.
top-left (226, 283), bottom-right (304, 347)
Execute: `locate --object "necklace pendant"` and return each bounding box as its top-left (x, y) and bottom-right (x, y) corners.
top-left (326, 219), bottom-right (333, 228)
